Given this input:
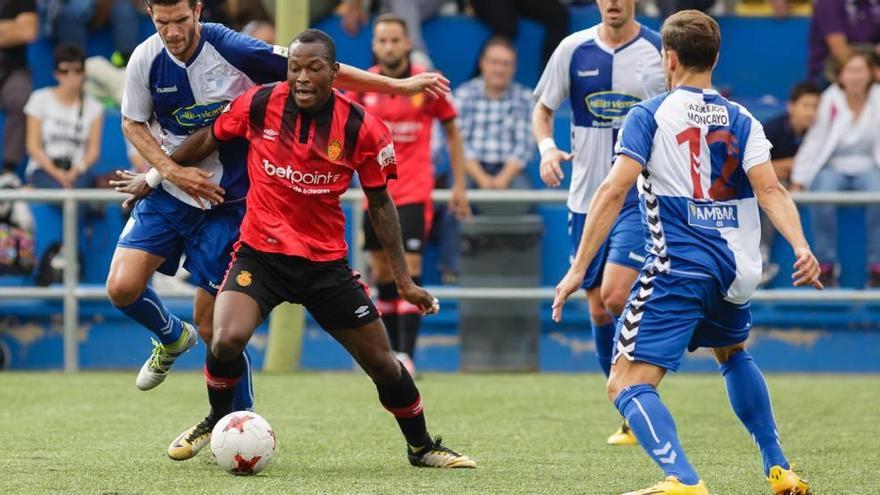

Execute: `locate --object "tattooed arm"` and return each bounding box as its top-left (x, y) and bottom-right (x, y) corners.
top-left (364, 187), bottom-right (438, 314)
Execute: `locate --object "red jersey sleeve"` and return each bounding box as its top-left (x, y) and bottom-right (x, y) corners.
top-left (356, 115), bottom-right (398, 189)
top-left (427, 91), bottom-right (457, 122)
top-left (212, 86), bottom-right (258, 141)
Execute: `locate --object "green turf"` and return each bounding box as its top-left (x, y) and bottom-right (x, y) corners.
top-left (1, 372), bottom-right (877, 494)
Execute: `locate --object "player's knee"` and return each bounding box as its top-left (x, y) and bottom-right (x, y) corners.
top-left (601, 286), bottom-right (629, 317)
top-left (605, 374), bottom-right (624, 402)
top-left (210, 329), bottom-right (248, 361)
top-left (371, 257), bottom-right (393, 283)
top-left (364, 352), bottom-right (402, 385)
top-left (197, 323), bottom-right (213, 345)
top-left (194, 314), bottom-right (213, 344)
top-left (589, 308), bottom-right (613, 326)
top-left (105, 275), bottom-right (143, 307)
top-left (712, 343), bottom-right (747, 364)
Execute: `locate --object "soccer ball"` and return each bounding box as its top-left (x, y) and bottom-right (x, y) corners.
top-left (210, 411), bottom-right (276, 475)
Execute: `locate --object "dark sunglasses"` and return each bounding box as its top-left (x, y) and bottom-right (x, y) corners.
top-left (56, 67), bottom-right (85, 74)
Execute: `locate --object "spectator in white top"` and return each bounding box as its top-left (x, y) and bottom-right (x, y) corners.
top-left (25, 44), bottom-right (104, 189)
top-left (792, 51), bottom-right (880, 287)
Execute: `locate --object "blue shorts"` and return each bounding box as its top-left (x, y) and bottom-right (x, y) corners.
top-left (613, 271), bottom-right (752, 372)
top-left (568, 203), bottom-right (646, 290)
top-left (117, 188), bottom-right (245, 294)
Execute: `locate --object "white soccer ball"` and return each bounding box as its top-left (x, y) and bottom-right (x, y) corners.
top-left (210, 411), bottom-right (276, 475)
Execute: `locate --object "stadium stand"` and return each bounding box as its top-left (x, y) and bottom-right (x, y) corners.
top-left (2, 7), bottom-right (880, 373)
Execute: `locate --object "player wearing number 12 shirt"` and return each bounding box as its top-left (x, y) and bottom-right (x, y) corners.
top-left (169, 29), bottom-right (475, 469)
top-left (553, 11), bottom-right (817, 495)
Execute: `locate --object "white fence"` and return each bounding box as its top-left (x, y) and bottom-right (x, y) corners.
top-left (1, 188), bottom-right (879, 372)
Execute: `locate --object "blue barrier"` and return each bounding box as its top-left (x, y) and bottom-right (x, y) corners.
top-left (3, 299), bottom-right (880, 372)
top-left (3, 13), bottom-right (877, 373)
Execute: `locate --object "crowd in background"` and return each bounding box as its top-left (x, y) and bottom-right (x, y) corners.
top-left (2, 0), bottom-right (880, 288)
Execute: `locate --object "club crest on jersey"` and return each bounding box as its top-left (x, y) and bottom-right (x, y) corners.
top-left (410, 93), bottom-right (424, 108)
top-left (236, 270), bottom-right (253, 287)
top-left (173, 101), bottom-right (228, 127)
top-left (585, 91), bottom-right (641, 120)
top-left (688, 201), bottom-right (739, 229)
top-left (327, 139), bottom-right (342, 161)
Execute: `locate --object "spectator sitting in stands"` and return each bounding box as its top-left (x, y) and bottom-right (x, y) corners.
top-left (25, 44), bottom-right (104, 189)
top-left (469, 0), bottom-right (568, 70)
top-left (455, 36), bottom-right (534, 192)
top-left (0, 0), bottom-right (38, 175)
top-left (807, 0), bottom-right (880, 86)
top-left (436, 37), bottom-right (535, 282)
top-left (342, 0), bottom-right (455, 68)
top-left (792, 52), bottom-right (880, 287)
top-left (759, 81), bottom-right (820, 284)
top-left (38, 0), bottom-right (141, 65)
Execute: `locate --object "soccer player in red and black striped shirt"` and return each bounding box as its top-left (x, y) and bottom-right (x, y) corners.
top-left (170, 29), bottom-right (475, 469)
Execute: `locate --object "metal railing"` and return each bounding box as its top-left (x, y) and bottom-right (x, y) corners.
top-left (2, 188), bottom-right (879, 371)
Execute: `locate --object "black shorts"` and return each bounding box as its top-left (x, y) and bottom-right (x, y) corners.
top-left (220, 243), bottom-right (380, 331)
top-left (362, 202), bottom-right (429, 253)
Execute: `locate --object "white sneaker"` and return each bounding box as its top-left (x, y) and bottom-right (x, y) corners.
top-left (136, 322), bottom-right (198, 391)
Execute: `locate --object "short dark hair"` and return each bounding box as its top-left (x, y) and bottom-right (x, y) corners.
top-left (290, 29), bottom-right (336, 64)
top-left (661, 10), bottom-right (720, 72)
top-left (53, 43), bottom-right (85, 69)
top-left (480, 36), bottom-right (516, 60)
top-left (374, 13), bottom-right (408, 35)
top-left (789, 81), bottom-right (820, 103)
top-left (145, 0), bottom-right (198, 8)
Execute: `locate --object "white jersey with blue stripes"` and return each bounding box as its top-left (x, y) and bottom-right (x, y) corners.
top-left (534, 24), bottom-right (665, 214)
top-left (122, 23), bottom-right (287, 207)
top-left (616, 87), bottom-right (773, 303)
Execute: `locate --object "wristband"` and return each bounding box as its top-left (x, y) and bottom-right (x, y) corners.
top-left (145, 168), bottom-right (164, 188)
top-left (538, 137), bottom-right (557, 155)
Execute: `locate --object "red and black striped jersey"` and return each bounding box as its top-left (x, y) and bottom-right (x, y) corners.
top-left (213, 83), bottom-right (397, 261)
top-left (350, 65), bottom-right (456, 206)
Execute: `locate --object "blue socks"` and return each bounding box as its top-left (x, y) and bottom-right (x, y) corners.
top-left (591, 319), bottom-right (616, 377)
top-left (113, 286), bottom-right (183, 345)
top-left (233, 348), bottom-right (255, 411)
top-left (115, 286), bottom-right (256, 412)
top-left (615, 384), bottom-right (700, 485)
top-left (720, 351), bottom-right (789, 475)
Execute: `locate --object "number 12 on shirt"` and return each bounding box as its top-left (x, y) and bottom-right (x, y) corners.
top-left (676, 127), bottom-right (739, 201)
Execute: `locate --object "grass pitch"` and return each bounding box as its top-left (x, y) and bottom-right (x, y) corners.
top-left (1, 372), bottom-right (877, 494)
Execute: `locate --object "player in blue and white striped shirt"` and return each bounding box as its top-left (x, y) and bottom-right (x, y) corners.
top-left (532, 0), bottom-right (664, 446)
top-left (553, 11), bottom-right (817, 495)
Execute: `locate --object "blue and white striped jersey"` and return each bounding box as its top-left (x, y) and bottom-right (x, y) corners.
top-left (122, 23), bottom-right (287, 206)
top-left (534, 24), bottom-right (665, 214)
top-left (616, 87), bottom-right (772, 303)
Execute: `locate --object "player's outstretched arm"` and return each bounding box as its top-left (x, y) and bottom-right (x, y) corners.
top-left (531, 102), bottom-right (572, 188)
top-left (365, 187), bottom-right (439, 315)
top-left (335, 63), bottom-right (450, 98)
top-left (747, 161), bottom-right (823, 289)
top-left (552, 156), bottom-right (642, 322)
